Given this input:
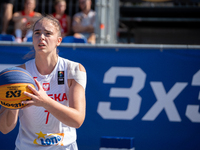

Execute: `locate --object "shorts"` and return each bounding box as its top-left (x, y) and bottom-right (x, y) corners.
top-left (66, 142), bottom-right (78, 150)
top-left (15, 142), bottom-right (78, 150)
top-left (1, 0), bottom-right (15, 4)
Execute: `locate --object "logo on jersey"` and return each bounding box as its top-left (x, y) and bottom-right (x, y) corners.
top-left (43, 83), bottom-right (50, 91)
top-left (33, 131), bottom-right (64, 146)
top-left (58, 71), bottom-right (64, 85)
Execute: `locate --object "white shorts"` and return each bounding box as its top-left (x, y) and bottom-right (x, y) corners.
top-left (66, 142), bottom-right (78, 150)
top-left (15, 142), bottom-right (78, 150)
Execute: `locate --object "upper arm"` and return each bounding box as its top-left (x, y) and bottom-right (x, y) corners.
top-left (68, 63), bottom-right (86, 122)
top-left (67, 63), bottom-right (86, 88)
top-left (72, 15), bottom-right (81, 26)
top-left (35, 12), bottom-right (42, 17)
top-left (0, 106), bottom-right (6, 114)
top-left (12, 12), bottom-right (20, 21)
top-left (13, 12), bottom-right (20, 17)
top-left (79, 63), bottom-right (86, 73)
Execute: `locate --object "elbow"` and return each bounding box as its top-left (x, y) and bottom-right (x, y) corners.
top-left (0, 128), bottom-right (10, 134)
top-left (73, 119), bottom-right (84, 129)
top-left (0, 123), bottom-right (15, 134)
top-left (1, 131), bottom-right (9, 134)
top-left (71, 117), bottom-right (85, 129)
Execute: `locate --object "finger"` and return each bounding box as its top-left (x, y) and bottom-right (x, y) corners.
top-left (24, 91), bottom-right (37, 99)
top-left (21, 100), bottom-right (34, 109)
top-left (27, 84), bottom-right (38, 95)
top-left (21, 103), bottom-right (33, 109)
top-left (34, 79), bottom-right (43, 90)
top-left (21, 100), bottom-right (35, 105)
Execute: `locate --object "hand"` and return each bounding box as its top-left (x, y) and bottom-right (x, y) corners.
top-left (22, 79), bottom-right (51, 108)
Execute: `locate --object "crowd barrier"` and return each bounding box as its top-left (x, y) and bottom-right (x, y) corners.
top-left (0, 42), bottom-right (200, 150)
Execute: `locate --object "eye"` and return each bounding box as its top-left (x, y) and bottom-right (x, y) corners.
top-left (46, 32), bottom-right (52, 36)
top-left (34, 31), bottom-right (40, 35)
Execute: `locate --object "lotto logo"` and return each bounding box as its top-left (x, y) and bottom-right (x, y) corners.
top-left (33, 131), bottom-right (64, 146)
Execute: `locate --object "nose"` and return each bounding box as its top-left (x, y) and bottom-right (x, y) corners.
top-left (40, 33), bottom-right (45, 40)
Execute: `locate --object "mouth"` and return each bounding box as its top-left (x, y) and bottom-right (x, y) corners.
top-left (38, 43), bottom-right (46, 48)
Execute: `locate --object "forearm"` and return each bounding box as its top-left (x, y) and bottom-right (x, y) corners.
top-left (44, 98), bottom-right (85, 128)
top-left (12, 16), bottom-right (25, 23)
top-left (73, 25), bottom-right (94, 33)
top-left (0, 107), bottom-right (19, 134)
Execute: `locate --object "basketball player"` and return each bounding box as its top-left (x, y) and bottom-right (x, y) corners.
top-left (0, 15), bottom-right (86, 150)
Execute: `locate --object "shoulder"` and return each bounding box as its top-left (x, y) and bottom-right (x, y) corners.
top-left (17, 64), bottom-right (26, 69)
top-left (66, 59), bottom-right (86, 89)
top-left (13, 11), bottom-right (21, 17)
top-left (89, 10), bottom-right (96, 17)
top-left (17, 59), bottom-right (34, 70)
top-left (59, 57), bottom-right (86, 73)
top-left (78, 63), bottom-right (86, 72)
top-left (34, 12), bottom-right (42, 17)
top-left (73, 12), bottom-right (82, 18)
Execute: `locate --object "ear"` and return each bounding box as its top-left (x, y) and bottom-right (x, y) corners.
top-left (57, 36), bottom-right (62, 46)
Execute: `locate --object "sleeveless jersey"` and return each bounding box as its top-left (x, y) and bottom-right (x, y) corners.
top-left (21, 11), bottom-right (35, 17)
top-left (15, 56), bottom-right (86, 150)
top-left (53, 13), bottom-right (68, 34)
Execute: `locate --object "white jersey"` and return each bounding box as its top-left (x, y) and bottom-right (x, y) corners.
top-left (15, 56), bottom-right (86, 150)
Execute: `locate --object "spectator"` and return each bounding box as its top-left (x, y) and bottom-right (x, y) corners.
top-left (12, 0), bottom-right (41, 43)
top-left (52, 0), bottom-right (71, 38)
top-left (72, 0), bottom-right (96, 44)
top-left (1, 0), bottom-right (15, 34)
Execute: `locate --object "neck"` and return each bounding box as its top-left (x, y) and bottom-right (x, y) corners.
top-left (35, 53), bottom-right (58, 75)
top-left (24, 9), bottom-right (33, 15)
top-left (55, 13), bottom-right (64, 19)
top-left (82, 9), bottom-right (90, 15)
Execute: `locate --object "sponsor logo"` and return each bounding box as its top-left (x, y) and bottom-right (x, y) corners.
top-left (33, 131), bottom-right (64, 146)
top-left (58, 71), bottom-right (64, 85)
top-left (6, 90), bottom-right (21, 98)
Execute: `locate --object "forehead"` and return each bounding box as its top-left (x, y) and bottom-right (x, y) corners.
top-left (79, 0), bottom-right (86, 2)
top-left (34, 19), bottom-right (57, 31)
top-left (57, 1), bottom-right (66, 5)
top-left (25, 0), bottom-right (35, 4)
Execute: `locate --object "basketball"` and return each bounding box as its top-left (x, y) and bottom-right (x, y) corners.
top-left (0, 67), bottom-right (36, 109)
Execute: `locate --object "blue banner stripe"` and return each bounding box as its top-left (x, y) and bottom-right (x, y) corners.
top-left (100, 136), bottom-right (134, 148)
